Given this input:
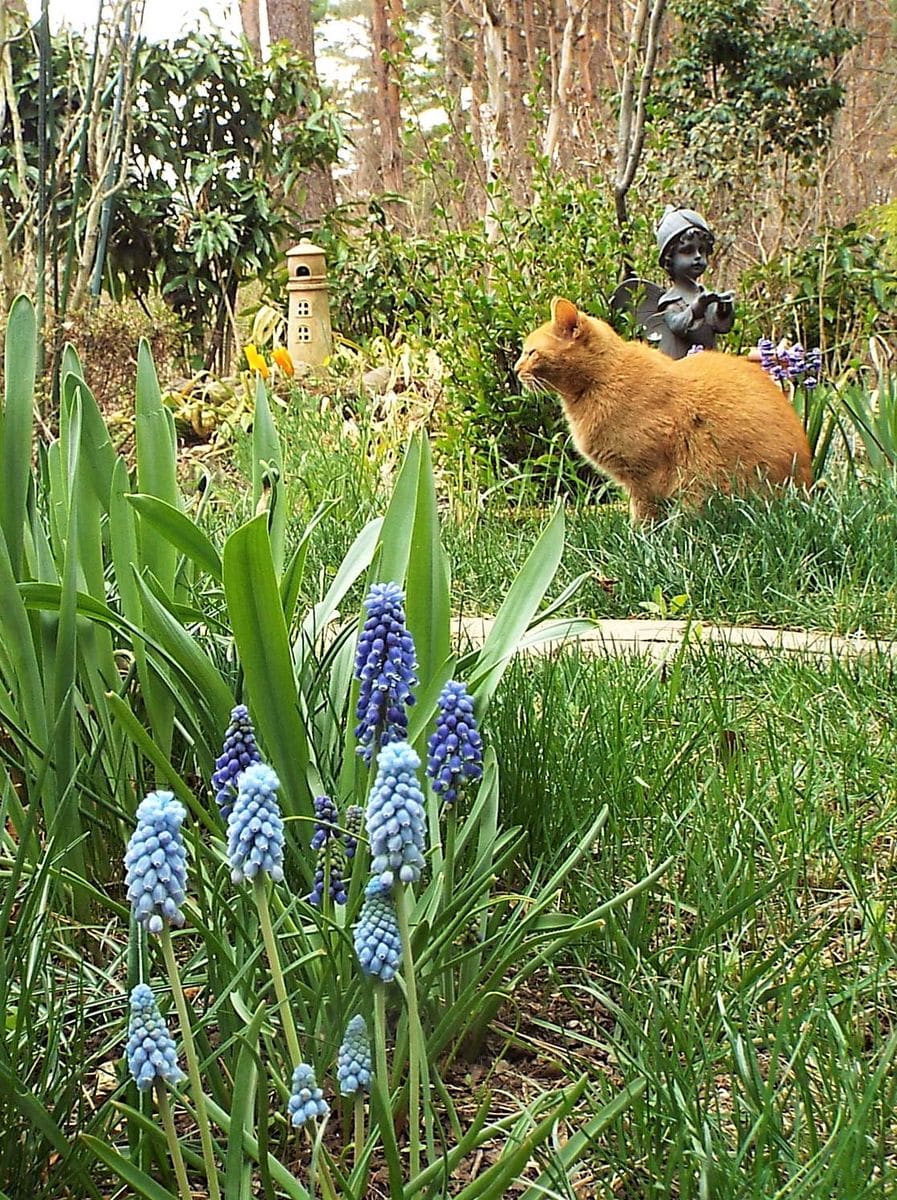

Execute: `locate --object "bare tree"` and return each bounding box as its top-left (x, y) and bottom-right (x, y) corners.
top-left (612, 0), bottom-right (668, 258)
top-left (542, 0), bottom-right (592, 165)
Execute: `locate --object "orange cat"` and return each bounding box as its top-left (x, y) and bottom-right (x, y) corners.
top-left (514, 297), bottom-right (813, 523)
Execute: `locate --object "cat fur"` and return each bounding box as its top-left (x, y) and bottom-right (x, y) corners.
top-left (514, 297), bottom-right (813, 523)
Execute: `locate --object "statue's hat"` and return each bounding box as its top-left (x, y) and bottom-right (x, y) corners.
top-left (656, 206), bottom-right (713, 264)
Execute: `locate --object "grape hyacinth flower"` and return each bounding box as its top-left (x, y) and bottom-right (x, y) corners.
top-left (427, 680), bottom-right (484, 807)
top-left (366, 741), bottom-right (427, 887)
top-left (125, 791), bottom-right (188, 934)
top-left (353, 582), bottom-right (418, 765)
top-left (310, 794), bottom-right (340, 851)
top-left (758, 338), bottom-right (823, 387)
top-left (211, 704), bottom-right (261, 821)
top-left (288, 1063), bottom-right (329, 1127)
top-left (307, 795), bottom-right (348, 906)
top-left (758, 337), bottom-right (788, 383)
top-left (354, 877), bottom-right (403, 981)
top-left (343, 804), bottom-right (364, 860)
top-left (337, 1014), bottom-right (372, 1096)
top-left (125, 983), bottom-right (185, 1092)
top-left (227, 762), bottom-right (285, 884)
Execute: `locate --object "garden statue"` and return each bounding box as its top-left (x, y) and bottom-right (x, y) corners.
top-left (611, 205), bottom-right (735, 359)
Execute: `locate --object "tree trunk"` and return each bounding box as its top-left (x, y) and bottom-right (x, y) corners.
top-left (505, 0), bottom-right (530, 198)
top-left (266, 0), bottom-right (335, 222)
top-left (239, 0), bottom-right (262, 56)
top-left (370, 0), bottom-right (406, 202)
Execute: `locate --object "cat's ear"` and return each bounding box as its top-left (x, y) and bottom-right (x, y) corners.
top-left (550, 297), bottom-right (581, 338)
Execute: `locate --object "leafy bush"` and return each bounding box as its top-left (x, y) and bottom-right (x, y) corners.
top-left (739, 224), bottom-right (897, 371)
top-left (322, 177), bottom-right (649, 482)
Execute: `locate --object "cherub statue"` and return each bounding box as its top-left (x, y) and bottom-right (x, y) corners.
top-left (611, 206), bottom-right (736, 359)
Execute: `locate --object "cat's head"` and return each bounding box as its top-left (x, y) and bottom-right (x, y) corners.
top-left (514, 298), bottom-right (608, 395)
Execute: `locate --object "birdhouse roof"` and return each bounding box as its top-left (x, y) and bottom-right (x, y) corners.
top-left (287, 241), bottom-right (325, 256)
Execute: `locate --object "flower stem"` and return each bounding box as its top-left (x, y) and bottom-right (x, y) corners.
top-left (353, 1092), bottom-right (365, 1170)
top-left (253, 874), bottom-right (303, 1068)
top-left (154, 1080), bottom-right (192, 1200)
top-left (395, 884), bottom-right (434, 1176)
top-left (372, 983), bottom-right (402, 1193)
top-left (441, 804), bottom-right (458, 1008)
top-left (159, 928), bottom-right (221, 1200)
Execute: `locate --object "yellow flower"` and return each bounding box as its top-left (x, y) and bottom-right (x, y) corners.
top-left (245, 344), bottom-right (269, 379)
top-left (272, 346), bottom-right (294, 377)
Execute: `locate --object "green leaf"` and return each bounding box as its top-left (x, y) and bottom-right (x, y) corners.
top-left (135, 339), bottom-right (180, 593)
top-left (0, 1064), bottom-right (102, 1198)
top-left (128, 494), bottom-right (223, 581)
top-left (80, 1134), bottom-right (177, 1200)
top-left (0, 294), bottom-right (36, 578)
top-left (250, 375), bottom-right (285, 575)
top-left (452, 1076), bottom-right (589, 1200)
top-left (133, 572), bottom-right (233, 734)
top-left (225, 1003), bottom-right (267, 1200)
top-left (517, 1078), bottom-right (647, 1199)
top-left (204, 1096), bottom-right (312, 1200)
top-left (223, 515), bottom-right (311, 823)
top-left (404, 433), bottom-right (451, 713)
top-left (466, 504), bottom-right (565, 715)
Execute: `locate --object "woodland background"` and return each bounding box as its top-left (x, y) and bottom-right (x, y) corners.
top-left (2, 0), bottom-right (896, 467)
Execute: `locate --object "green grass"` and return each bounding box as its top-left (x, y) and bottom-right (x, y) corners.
top-left (225, 391), bottom-right (897, 636)
top-left (486, 646), bottom-right (897, 1198)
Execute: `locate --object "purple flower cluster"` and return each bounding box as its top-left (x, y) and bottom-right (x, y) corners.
top-left (427, 680), bottom-right (484, 807)
top-left (353, 877), bottom-right (402, 981)
top-left (125, 983), bottom-right (185, 1092)
top-left (343, 804), bottom-right (364, 860)
top-left (366, 741), bottom-right (427, 887)
top-left (758, 338), bottom-right (822, 388)
top-left (124, 791), bottom-right (188, 934)
top-left (307, 796), bottom-right (347, 907)
top-left (353, 582), bottom-right (418, 765)
top-left (211, 705), bottom-right (261, 821)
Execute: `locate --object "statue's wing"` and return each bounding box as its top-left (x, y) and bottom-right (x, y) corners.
top-left (609, 277), bottom-right (665, 336)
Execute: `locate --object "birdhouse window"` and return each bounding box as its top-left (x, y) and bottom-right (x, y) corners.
top-left (295, 299), bottom-right (311, 316)
top-left (295, 264), bottom-right (311, 277)
top-left (296, 324), bottom-right (312, 342)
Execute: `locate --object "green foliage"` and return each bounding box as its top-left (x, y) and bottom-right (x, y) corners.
top-left (112, 33), bottom-right (341, 354)
top-left (3, 302), bottom-right (652, 1196)
top-left (0, 22), bottom-right (341, 357)
top-left (322, 177), bottom-right (646, 479)
top-left (740, 224), bottom-right (897, 370)
top-left (661, 0), bottom-right (860, 169)
top-left (488, 647), bottom-right (897, 1196)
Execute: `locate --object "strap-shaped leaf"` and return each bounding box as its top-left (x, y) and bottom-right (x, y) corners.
top-left (1, 294), bottom-right (37, 578)
top-left (128, 494), bottom-right (223, 581)
top-left (223, 514), bottom-right (311, 822)
top-left (80, 1134), bottom-right (177, 1200)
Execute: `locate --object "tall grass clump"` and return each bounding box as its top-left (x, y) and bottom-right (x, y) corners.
top-left (1, 295), bottom-right (662, 1197)
top-left (488, 646), bottom-right (897, 1197)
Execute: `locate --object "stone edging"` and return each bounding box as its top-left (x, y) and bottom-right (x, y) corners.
top-left (452, 616), bottom-right (895, 661)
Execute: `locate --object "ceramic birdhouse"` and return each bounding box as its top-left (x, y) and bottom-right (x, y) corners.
top-left (286, 240), bottom-right (332, 368)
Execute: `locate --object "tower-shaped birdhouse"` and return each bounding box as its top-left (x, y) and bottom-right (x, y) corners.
top-left (286, 240), bottom-right (332, 368)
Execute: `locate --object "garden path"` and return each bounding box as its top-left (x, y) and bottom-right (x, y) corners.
top-left (453, 616), bottom-right (895, 661)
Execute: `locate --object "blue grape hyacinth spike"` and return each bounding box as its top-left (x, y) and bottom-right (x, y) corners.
top-left (124, 791), bottom-right (188, 935)
top-left (125, 983), bottom-right (185, 1092)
